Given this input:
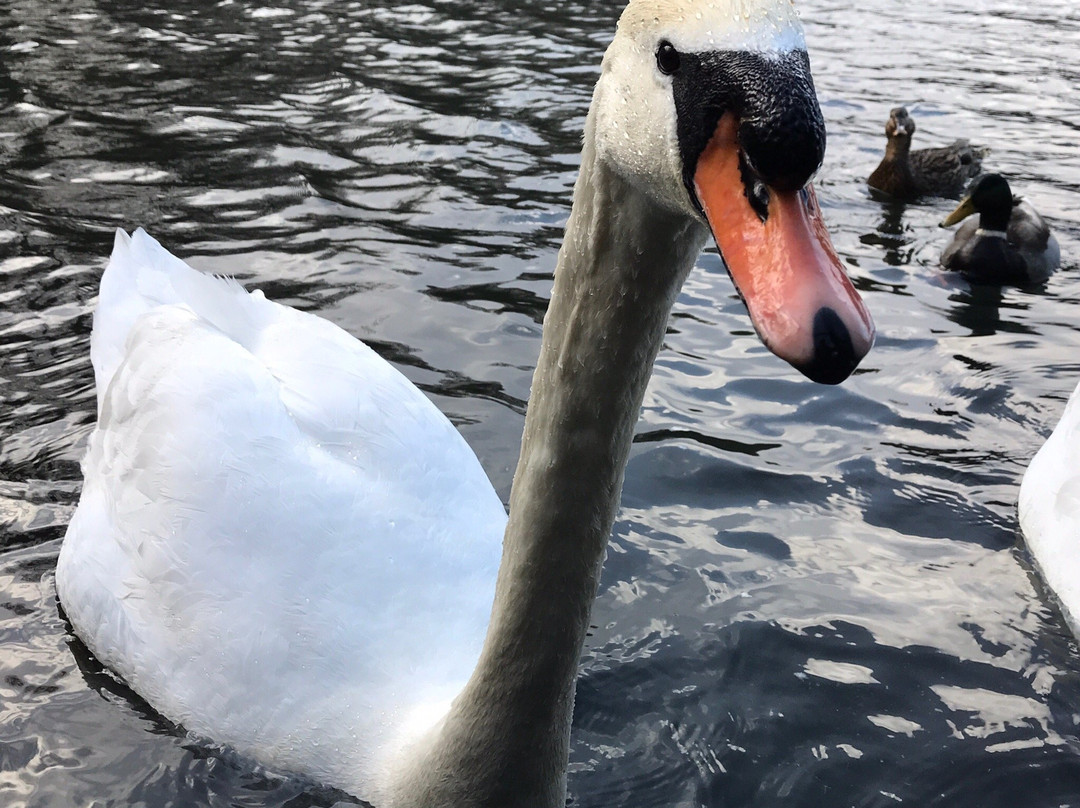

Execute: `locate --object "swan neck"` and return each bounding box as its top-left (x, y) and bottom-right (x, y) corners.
top-left (395, 114), bottom-right (707, 807)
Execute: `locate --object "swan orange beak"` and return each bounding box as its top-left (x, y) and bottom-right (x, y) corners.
top-left (694, 115), bottom-right (875, 384)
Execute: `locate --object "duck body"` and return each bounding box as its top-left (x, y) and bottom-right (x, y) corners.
top-left (58, 229), bottom-right (508, 799)
top-left (940, 173), bottom-right (1060, 285)
top-left (867, 106), bottom-right (986, 200)
top-left (56, 0), bottom-right (875, 804)
top-left (1019, 379), bottom-right (1080, 635)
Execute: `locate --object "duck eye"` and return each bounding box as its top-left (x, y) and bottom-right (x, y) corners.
top-left (656, 41), bottom-right (680, 75)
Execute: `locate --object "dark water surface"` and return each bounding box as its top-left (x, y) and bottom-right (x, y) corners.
top-left (3, 0), bottom-right (1080, 805)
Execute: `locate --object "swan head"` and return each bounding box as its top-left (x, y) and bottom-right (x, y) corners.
top-left (593, 0), bottom-right (874, 385)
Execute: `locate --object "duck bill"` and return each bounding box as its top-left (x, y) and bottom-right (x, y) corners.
top-left (941, 195), bottom-right (976, 227)
top-left (693, 115), bottom-right (874, 385)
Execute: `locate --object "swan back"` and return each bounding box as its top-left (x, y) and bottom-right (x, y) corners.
top-left (58, 230), bottom-right (507, 801)
top-left (90, 229), bottom-right (266, 410)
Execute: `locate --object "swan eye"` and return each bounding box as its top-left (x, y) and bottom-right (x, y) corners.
top-left (656, 41), bottom-right (681, 75)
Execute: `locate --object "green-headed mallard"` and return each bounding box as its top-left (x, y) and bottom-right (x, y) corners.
top-left (940, 173), bottom-right (1060, 285)
top-left (868, 106), bottom-right (987, 200)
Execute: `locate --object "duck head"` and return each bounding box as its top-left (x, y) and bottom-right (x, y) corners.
top-left (591, 0), bottom-right (874, 385)
top-left (885, 106), bottom-right (915, 140)
top-left (941, 173), bottom-right (1016, 232)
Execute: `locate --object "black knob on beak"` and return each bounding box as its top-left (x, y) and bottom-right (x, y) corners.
top-left (673, 49), bottom-right (828, 203)
top-left (736, 51), bottom-right (826, 191)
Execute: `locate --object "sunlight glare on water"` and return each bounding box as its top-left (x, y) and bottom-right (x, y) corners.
top-left (1, 0), bottom-right (1080, 806)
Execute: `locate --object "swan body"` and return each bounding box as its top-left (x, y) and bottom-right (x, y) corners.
top-left (1019, 380), bottom-right (1080, 635)
top-left (940, 173), bottom-right (1060, 285)
top-left (59, 228), bottom-right (508, 795)
top-left (867, 106), bottom-right (986, 200)
top-left (57, 0), bottom-right (875, 804)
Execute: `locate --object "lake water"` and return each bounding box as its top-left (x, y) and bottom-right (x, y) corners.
top-left (2, 0), bottom-right (1080, 806)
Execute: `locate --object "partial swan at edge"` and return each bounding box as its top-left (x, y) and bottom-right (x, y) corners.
top-left (1020, 380), bottom-right (1080, 635)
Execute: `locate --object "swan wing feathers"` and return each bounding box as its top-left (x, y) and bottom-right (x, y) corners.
top-left (58, 229), bottom-right (507, 797)
top-left (1019, 380), bottom-right (1080, 635)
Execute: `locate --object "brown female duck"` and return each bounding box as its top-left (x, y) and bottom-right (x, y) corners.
top-left (868, 106), bottom-right (986, 200)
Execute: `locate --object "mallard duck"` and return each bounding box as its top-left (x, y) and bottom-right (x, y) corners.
top-left (867, 106), bottom-right (986, 200)
top-left (55, 0), bottom-right (875, 805)
top-left (1019, 378), bottom-right (1080, 635)
top-left (940, 173), bottom-right (1060, 285)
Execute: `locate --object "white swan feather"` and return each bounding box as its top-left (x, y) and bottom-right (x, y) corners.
top-left (1019, 380), bottom-right (1080, 635)
top-left (57, 228), bottom-right (507, 799)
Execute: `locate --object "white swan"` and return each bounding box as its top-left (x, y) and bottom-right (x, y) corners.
top-left (1019, 380), bottom-right (1080, 635)
top-left (56, 0), bottom-right (875, 805)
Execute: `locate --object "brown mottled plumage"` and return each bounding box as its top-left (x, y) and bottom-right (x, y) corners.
top-left (868, 107), bottom-right (986, 200)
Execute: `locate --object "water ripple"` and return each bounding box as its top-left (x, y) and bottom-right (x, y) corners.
top-left (2, 0), bottom-right (1080, 805)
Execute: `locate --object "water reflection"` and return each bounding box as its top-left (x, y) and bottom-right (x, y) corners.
top-left (947, 283), bottom-right (1008, 337)
top-left (859, 196), bottom-right (916, 268)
